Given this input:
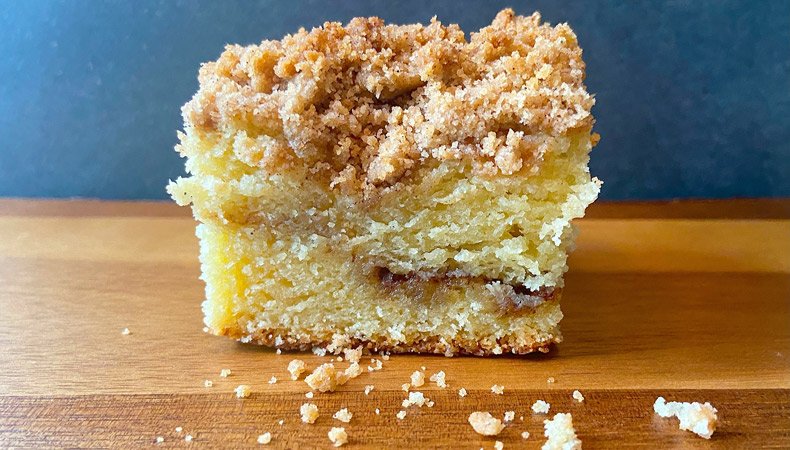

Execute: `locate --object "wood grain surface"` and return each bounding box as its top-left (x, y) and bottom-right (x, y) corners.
top-left (0, 199), bottom-right (788, 449)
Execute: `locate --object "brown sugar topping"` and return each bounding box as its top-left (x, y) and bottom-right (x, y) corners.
top-left (182, 9), bottom-right (594, 194)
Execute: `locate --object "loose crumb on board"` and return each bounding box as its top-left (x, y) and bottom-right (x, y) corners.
top-left (364, 385), bottom-right (374, 395)
top-left (121, 328), bottom-right (131, 335)
top-left (572, 390), bottom-right (584, 402)
top-left (468, 411), bottom-right (505, 436)
top-left (305, 363), bottom-right (337, 392)
top-left (234, 385), bottom-right (251, 398)
top-left (305, 392), bottom-right (314, 398)
top-left (301, 403), bottom-right (319, 423)
top-left (458, 388), bottom-right (468, 397)
top-left (328, 427), bottom-right (348, 447)
top-left (204, 380), bottom-right (213, 388)
top-left (185, 435), bottom-right (193, 442)
top-left (491, 384), bottom-right (504, 395)
top-left (532, 400), bottom-right (550, 414)
top-left (504, 411), bottom-right (515, 422)
top-left (396, 410), bottom-right (407, 420)
top-left (257, 433), bottom-right (271, 444)
top-left (654, 397), bottom-right (718, 439)
top-left (521, 431), bottom-right (530, 439)
top-left (268, 376), bottom-right (277, 384)
top-left (156, 437), bottom-right (164, 443)
top-left (494, 441), bottom-right (503, 450)
top-left (429, 371), bottom-right (447, 388)
top-left (220, 369), bottom-right (231, 377)
top-left (288, 360), bottom-right (306, 380)
top-left (543, 413), bottom-right (581, 450)
top-left (547, 377), bottom-right (555, 383)
top-left (411, 371), bottom-right (425, 388)
top-left (333, 408), bottom-right (353, 423)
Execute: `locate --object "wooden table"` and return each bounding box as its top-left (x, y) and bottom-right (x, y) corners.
top-left (0, 199), bottom-right (788, 449)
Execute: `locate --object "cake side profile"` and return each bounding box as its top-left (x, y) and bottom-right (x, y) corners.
top-left (168, 9), bottom-right (600, 355)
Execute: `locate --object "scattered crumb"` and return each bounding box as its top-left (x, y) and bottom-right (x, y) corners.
top-left (401, 383), bottom-right (411, 392)
top-left (328, 427), bottom-right (348, 447)
top-left (410, 371), bottom-right (425, 388)
top-left (175, 427), bottom-right (183, 433)
top-left (278, 420), bottom-right (283, 426)
top-left (364, 385), bottom-right (374, 395)
top-left (288, 359), bottom-right (306, 380)
top-left (300, 403), bottom-right (319, 424)
top-left (521, 431), bottom-right (530, 439)
top-left (367, 359), bottom-right (383, 372)
top-left (421, 366), bottom-right (426, 371)
top-left (396, 410), bottom-right (407, 420)
top-left (532, 400), bottom-right (550, 414)
top-left (276, 349), bottom-right (281, 354)
top-left (185, 435), bottom-right (193, 442)
top-left (402, 391), bottom-right (431, 408)
top-left (156, 437), bottom-right (164, 443)
top-left (494, 441), bottom-right (503, 450)
top-left (305, 392), bottom-right (314, 399)
top-left (542, 413), bottom-right (581, 450)
top-left (572, 390), bottom-right (584, 402)
top-left (382, 354), bottom-right (390, 361)
top-left (468, 411), bottom-right (505, 436)
top-left (305, 363), bottom-right (337, 392)
top-left (220, 369), bottom-right (231, 377)
top-left (343, 347), bottom-right (363, 363)
top-left (427, 401), bottom-right (435, 407)
top-left (333, 408), bottom-right (353, 423)
top-left (504, 411), bottom-right (515, 422)
top-left (204, 380), bottom-right (213, 388)
top-left (121, 328), bottom-right (131, 335)
top-left (520, 416), bottom-right (524, 421)
top-left (458, 388), bottom-right (468, 397)
top-left (547, 377), bottom-right (555, 383)
top-left (654, 397), bottom-right (717, 439)
top-left (312, 347), bottom-right (327, 357)
top-left (337, 356), bottom-right (343, 362)
top-left (430, 371), bottom-right (447, 388)
top-left (257, 433), bottom-right (271, 444)
top-left (343, 362), bottom-right (363, 381)
top-left (375, 408), bottom-right (380, 415)
top-left (268, 376), bottom-right (277, 384)
top-left (235, 385), bottom-right (251, 398)
top-left (491, 384), bottom-right (504, 395)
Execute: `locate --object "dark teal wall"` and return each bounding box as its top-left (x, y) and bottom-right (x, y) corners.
top-left (1, 0), bottom-right (788, 200)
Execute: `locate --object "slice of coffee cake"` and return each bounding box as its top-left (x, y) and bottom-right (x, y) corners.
top-left (168, 9), bottom-right (600, 355)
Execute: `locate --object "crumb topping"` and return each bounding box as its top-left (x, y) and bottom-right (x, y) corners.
top-left (468, 411), bottom-right (505, 436)
top-left (181, 9), bottom-right (594, 196)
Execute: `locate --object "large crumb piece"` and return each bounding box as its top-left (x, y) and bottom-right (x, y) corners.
top-left (542, 413), bottom-right (581, 450)
top-left (328, 427), bottom-right (348, 447)
top-left (288, 360), bottom-right (306, 380)
top-left (402, 391), bottom-right (431, 408)
top-left (300, 403), bottom-right (319, 424)
top-left (305, 363), bottom-right (337, 392)
top-left (333, 408), bottom-right (353, 423)
top-left (220, 369), bottom-right (231, 377)
top-left (468, 411), bottom-right (505, 436)
top-left (491, 384), bottom-right (504, 395)
top-left (430, 371), bottom-right (447, 388)
top-left (572, 390), bottom-right (584, 402)
top-left (532, 400), bottom-right (550, 414)
top-left (257, 433), bottom-right (271, 444)
top-left (343, 347), bottom-right (363, 364)
top-left (338, 362), bottom-right (363, 385)
top-left (653, 397), bottom-right (717, 439)
top-left (234, 385), bottom-right (251, 398)
top-left (410, 371), bottom-right (425, 388)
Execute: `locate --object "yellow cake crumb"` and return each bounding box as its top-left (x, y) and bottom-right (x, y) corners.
top-left (430, 371), bottom-right (447, 388)
top-left (288, 359), bottom-right (306, 380)
top-left (468, 411), bottom-right (505, 436)
top-left (532, 400), bottom-right (550, 414)
top-left (234, 385), bottom-right (251, 398)
top-left (410, 371), bottom-right (425, 388)
top-left (333, 408), bottom-right (353, 423)
top-left (542, 413), bottom-right (581, 450)
top-left (300, 403), bottom-right (319, 424)
top-left (257, 433), bottom-right (271, 444)
top-left (653, 397), bottom-right (717, 439)
top-left (491, 384), bottom-right (504, 395)
top-left (572, 390), bottom-right (584, 402)
top-left (328, 427), bottom-right (348, 447)
top-left (305, 363), bottom-right (337, 392)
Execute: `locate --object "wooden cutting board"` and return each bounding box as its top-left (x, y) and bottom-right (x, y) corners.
top-left (0, 198), bottom-right (788, 449)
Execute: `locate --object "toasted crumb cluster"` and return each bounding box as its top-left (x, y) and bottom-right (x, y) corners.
top-left (257, 433), bottom-right (271, 444)
top-left (572, 390), bottom-right (584, 402)
top-left (328, 427), bottom-right (348, 447)
top-left (653, 397), bottom-right (717, 439)
top-left (234, 385), bottom-right (251, 398)
top-left (542, 413), bottom-right (581, 450)
top-left (288, 359), bottom-right (306, 380)
top-left (532, 400), bottom-right (550, 414)
top-left (468, 411), bottom-right (505, 436)
top-left (333, 408), bottom-right (353, 423)
top-left (300, 403), bottom-right (319, 424)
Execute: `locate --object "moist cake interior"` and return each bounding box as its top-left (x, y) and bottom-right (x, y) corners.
top-left (169, 9), bottom-right (600, 355)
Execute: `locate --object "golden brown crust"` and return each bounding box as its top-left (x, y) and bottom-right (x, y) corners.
top-left (181, 9), bottom-right (594, 195)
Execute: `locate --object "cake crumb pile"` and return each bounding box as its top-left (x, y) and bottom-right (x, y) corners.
top-left (653, 397), bottom-right (717, 439)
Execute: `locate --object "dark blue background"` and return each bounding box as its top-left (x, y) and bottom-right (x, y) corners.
top-left (1, 0), bottom-right (788, 200)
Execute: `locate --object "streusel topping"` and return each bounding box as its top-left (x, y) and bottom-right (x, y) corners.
top-left (181, 9), bottom-right (594, 194)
